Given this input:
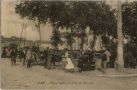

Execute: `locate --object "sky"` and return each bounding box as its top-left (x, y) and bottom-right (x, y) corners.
top-left (1, 0), bottom-right (52, 41)
top-left (1, 0), bottom-right (133, 41)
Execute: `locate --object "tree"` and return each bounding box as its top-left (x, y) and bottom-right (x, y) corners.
top-left (65, 33), bottom-right (74, 50)
top-left (16, 1), bottom-right (117, 51)
top-left (46, 2), bottom-right (66, 48)
top-left (116, 0), bottom-right (124, 68)
top-left (122, 1), bottom-right (137, 67)
top-left (19, 23), bottom-right (25, 48)
top-left (62, 1), bottom-right (117, 51)
top-left (51, 29), bottom-right (62, 49)
top-left (86, 2), bottom-right (117, 50)
top-left (72, 2), bottom-right (89, 50)
top-left (122, 2), bottom-right (137, 46)
top-left (15, 1), bottom-right (49, 45)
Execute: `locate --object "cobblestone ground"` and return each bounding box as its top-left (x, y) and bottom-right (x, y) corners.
top-left (1, 58), bottom-right (137, 90)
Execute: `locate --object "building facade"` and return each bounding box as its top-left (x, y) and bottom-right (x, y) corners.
top-left (58, 27), bottom-right (103, 51)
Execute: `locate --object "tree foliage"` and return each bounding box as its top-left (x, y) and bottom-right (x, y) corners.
top-left (122, 1), bottom-right (137, 59)
top-left (51, 29), bottom-right (62, 49)
top-left (122, 2), bottom-right (137, 40)
top-left (15, 1), bottom-right (49, 25)
top-left (15, 1), bottom-right (117, 49)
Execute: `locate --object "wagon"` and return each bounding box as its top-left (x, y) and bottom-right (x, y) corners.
top-left (77, 53), bottom-right (95, 71)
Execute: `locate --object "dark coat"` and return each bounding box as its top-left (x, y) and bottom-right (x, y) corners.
top-left (102, 53), bottom-right (107, 61)
top-left (10, 50), bottom-right (17, 58)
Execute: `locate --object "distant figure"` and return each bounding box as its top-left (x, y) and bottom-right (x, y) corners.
top-left (6, 48), bottom-right (11, 58)
top-left (101, 49), bottom-right (111, 73)
top-left (44, 47), bottom-right (49, 68)
top-left (22, 49), bottom-right (27, 65)
top-left (51, 50), bottom-right (58, 69)
top-left (77, 53), bottom-right (84, 72)
top-left (32, 50), bottom-right (38, 64)
top-left (10, 48), bottom-right (17, 65)
top-left (19, 49), bottom-right (26, 65)
top-left (126, 51), bottom-right (135, 68)
top-left (2, 47), bottom-right (6, 58)
top-left (64, 50), bottom-right (69, 58)
top-left (16, 49), bottom-right (21, 61)
top-left (46, 53), bottom-right (52, 69)
top-left (26, 49), bottom-right (32, 68)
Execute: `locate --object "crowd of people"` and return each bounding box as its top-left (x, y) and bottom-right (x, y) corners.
top-left (1, 45), bottom-right (137, 73)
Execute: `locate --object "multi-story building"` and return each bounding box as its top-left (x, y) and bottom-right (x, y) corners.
top-left (58, 27), bottom-right (103, 51)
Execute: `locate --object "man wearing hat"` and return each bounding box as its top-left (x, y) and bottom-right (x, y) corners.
top-left (101, 48), bottom-right (111, 73)
top-left (43, 47), bottom-right (49, 68)
top-left (46, 50), bottom-right (53, 69)
top-left (26, 48), bottom-right (32, 68)
top-left (10, 48), bottom-right (17, 65)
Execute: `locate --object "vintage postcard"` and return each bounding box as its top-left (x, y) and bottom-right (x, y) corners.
top-left (1, 0), bottom-right (137, 89)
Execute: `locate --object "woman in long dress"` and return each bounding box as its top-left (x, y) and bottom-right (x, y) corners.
top-left (63, 52), bottom-right (75, 72)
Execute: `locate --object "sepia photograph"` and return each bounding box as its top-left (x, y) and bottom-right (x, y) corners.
top-left (1, 0), bottom-right (137, 89)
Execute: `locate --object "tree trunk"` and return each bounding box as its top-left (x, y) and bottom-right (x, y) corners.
top-left (90, 31), bottom-right (96, 51)
top-left (53, 25), bottom-right (58, 49)
top-left (20, 23), bottom-right (24, 48)
top-left (99, 35), bottom-right (103, 50)
top-left (38, 24), bottom-right (41, 46)
top-left (70, 29), bottom-right (74, 57)
top-left (24, 30), bottom-right (26, 47)
top-left (116, 0), bottom-right (124, 68)
top-left (70, 29), bottom-right (73, 51)
top-left (82, 37), bottom-right (85, 50)
top-left (80, 29), bottom-right (85, 51)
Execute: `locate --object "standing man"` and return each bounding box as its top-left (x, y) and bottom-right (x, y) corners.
top-left (101, 49), bottom-right (111, 73)
top-left (46, 50), bottom-right (52, 69)
top-left (22, 49), bottom-right (27, 66)
top-left (10, 48), bottom-right (17, 65)
top-left (51, 50), bottom-right (57, 69)
top-left (19, 49), bottom-right (24, 64)
top-left (77, 52), bottom-right (84, 72)
top-left (2, 47), bottom-right (6, 58)
top-left (44, 47), bottom-right (49, 68)
top-left (26, 48), bottom-right (32, 68)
